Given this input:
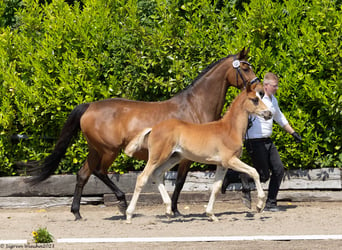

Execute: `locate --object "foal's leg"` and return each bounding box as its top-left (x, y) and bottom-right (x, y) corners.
top-left (227, 156), bottom-right (265, 212)
top-left (151, 155), bottom-right (182, 217)
top-left (126, 161), bottom-right (157, 224)
top-left (206, 166), bottom-right (227, 222)
top-left (171, 159), bottom-right (192, 216)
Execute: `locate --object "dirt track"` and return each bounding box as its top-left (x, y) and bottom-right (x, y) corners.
top-left (1, 200), bottom-right (342, 249)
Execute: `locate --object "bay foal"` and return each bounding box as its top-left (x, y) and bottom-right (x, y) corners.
top-left (125, 83), bottom-right (272, 223)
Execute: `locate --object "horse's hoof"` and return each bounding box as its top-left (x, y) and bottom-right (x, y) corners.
top-left (172, 210), bottom-right (183, 217)
top-left (256, 197), bottom-right (266, 213)
top-left (126, 213), bottom-right (132, 224)
top-left (206, 213), bottom-right (219, 222)
top-left (210, 216), bottom-right (219, 222)
top-left (75, 218), bottom-right (87, 222)
top-left (118, 200), bottom-right (128, 215)
top-left (256, 204), bottom-right (265, 213)
top-left (73, 212), bottom-right (82, 221)
top-left (165, 212), bottom-right (173, 219)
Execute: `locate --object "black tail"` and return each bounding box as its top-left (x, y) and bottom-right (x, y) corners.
top-left (25, 103), bottom-right (90, 185)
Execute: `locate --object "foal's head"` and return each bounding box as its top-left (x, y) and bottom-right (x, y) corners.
top-left (226, 47), bottom-right (260, 89)
top-left (244, 83), bottom-right (272, 120)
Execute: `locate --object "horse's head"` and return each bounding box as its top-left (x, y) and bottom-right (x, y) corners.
top-left (226, 47), bottom-right (260, 89)
top-left (245, 83), bottom-right (272, 120)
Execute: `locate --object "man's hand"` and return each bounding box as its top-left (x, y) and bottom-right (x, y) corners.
top-left (292, 132), bottom-right (302, 143)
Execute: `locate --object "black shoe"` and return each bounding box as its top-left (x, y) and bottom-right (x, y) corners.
top-left (264, 204), bottom-right (281, 212)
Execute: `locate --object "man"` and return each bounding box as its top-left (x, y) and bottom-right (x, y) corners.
top-left (222, 72), bottom-right (302, 212)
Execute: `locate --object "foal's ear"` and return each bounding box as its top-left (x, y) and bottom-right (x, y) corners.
top-left (252, 83), bottom-right (265, 98)
top-left (252, 82), bottom-right (263, 92)
top-left (237, 47), bottom-right (250, 59)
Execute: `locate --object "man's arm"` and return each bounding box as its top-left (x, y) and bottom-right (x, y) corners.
top-left (283, 124), bottom-right (295, 134)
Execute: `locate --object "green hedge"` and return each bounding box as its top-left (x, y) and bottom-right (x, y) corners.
top-left (0, 0), bottom-right (341, 176)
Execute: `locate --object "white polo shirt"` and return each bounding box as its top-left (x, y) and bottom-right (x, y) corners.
top-left (246, 95), bottom-right (289, 139)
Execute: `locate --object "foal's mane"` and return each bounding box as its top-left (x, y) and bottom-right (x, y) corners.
top-left (176, 55), bottom-right (233, 95)
top-left (222, 87), bottom-right (248, 118)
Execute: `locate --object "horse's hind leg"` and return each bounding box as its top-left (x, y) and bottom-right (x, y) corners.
top-left (171, 159), bottom-right (192, 216)
top-left (93, 169), bottom-right (127, 214)
top-left (90, 149), bottom-right (127, 214)
top-left (206, 166), bottom-right (227, 222)
top-left (152, 155), bottom-right (181, 217)
top-left (71, 161), bottom-right (92, 220)
top-left (126, 153), bottom-right (180, 223)
top-left (70, 148), bottom-right (106, 220)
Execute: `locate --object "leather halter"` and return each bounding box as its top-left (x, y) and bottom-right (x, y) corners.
top-left (232, 59), bottom-right (260, 87)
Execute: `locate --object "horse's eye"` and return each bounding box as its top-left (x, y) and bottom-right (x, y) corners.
top-left (252, 98), bottom-right (259, 105)
top-left (259, 91), bottom-right (264, 98)
top-left (242, 66), bottom-right (250, 72)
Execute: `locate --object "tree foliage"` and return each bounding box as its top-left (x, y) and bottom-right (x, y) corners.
top-left (0, 0), bottom-right (341, 176)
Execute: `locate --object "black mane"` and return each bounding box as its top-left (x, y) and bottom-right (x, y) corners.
top-left (178, 54), bottom-right (233, 94)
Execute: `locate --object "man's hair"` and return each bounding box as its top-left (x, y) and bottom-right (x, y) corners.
top-left (264, 72), bottom-right (278, 84)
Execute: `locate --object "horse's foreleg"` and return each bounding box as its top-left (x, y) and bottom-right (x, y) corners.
top-left (227, 157), bottom-right (265, 212)
top-left (206, 166), bottom-right (227, 222)
top-left (171, 160), bottom-right (192, 216)
top-left (71, 164), bottom-right (91, 220)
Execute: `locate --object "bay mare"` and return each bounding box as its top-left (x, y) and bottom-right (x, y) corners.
top-left (125, 82), bottom-right (272, 223)
top-left (25, 48), bottom-right (260, 220)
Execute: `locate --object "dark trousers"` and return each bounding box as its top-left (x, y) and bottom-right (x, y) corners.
top-left (245, 138), bottom-right (285, 205)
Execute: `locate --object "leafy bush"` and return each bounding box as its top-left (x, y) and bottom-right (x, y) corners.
top-left (0, 0), bottom-right (341, 176)
top-left (236, 0), bottom-right (342, 169)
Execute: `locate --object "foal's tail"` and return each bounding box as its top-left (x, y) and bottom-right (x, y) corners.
top-left (125, 128), bottom-right (152, 157)
top-left (25, 103), bottom-right (90, 185)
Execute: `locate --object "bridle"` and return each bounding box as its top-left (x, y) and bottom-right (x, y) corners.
top-left (232, 59), bottom-right (261, 141)
top-left (232, 59), bottom-right (260, 87)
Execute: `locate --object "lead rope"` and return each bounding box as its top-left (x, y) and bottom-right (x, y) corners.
top-left (245, 116), bottom-right (255, 154)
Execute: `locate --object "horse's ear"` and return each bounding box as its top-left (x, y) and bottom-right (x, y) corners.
top-left (237, 47), bottom-right (250, 59)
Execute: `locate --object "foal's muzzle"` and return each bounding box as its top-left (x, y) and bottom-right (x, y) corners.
top-left (262, 111), bottom-right (273, 120)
